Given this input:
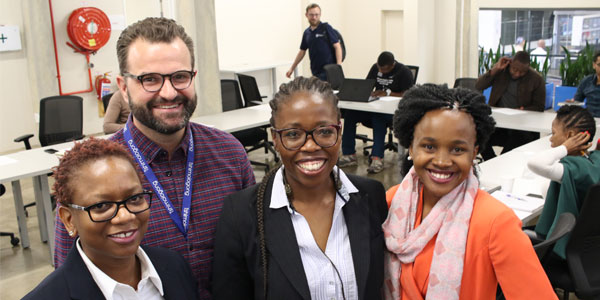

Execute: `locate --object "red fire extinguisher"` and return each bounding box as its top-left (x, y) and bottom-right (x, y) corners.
top-left (95, 72), bottom-right (111, 101)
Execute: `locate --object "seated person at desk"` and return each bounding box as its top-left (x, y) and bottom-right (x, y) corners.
top-left (103, 90), bottom-right (131, 134)
top-left (527, 106), bottom-right (599, 259)
top-left (212, 77), bottom-right (388, 300)
top-left (23, 138), bottom-right (198, 299)
top-left (339, 51), bottom-right (414, 173)
top-left (476, 51), bottom-right (546, 160)
top-left (567, 51), bottom-right (600, 117)
top-left (384, 84), bottom-right (556, 299)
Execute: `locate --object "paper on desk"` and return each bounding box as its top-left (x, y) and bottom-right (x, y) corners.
top-left (493, 108), bottom-right (527, 115)
top-left (377, 96), bottom-right (401, 101)
top-left (0, 156), bottom-right (18, 166)
top-left (491, 190), bottom-right (545, 212)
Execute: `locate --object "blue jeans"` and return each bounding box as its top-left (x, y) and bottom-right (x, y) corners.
top-left (341, 110), bottom-right (393, 159)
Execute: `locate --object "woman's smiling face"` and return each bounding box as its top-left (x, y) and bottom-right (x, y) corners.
top-left (409, 108), bottom-right (479, 203)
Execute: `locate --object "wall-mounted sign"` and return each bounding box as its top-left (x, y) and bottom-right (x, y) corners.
top-left (0, 25), bottom-right (22, 52)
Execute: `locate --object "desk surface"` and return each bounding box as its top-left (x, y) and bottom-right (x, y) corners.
top-left (191, 104), bottom-right (271, 132)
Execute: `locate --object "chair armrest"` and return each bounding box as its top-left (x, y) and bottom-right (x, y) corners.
top-left (14, 134), bottom-right (34, 150)
top-left (523, 229), bottom-right (545, 245)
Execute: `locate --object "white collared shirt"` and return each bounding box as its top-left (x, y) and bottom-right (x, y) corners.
top-left (270, 167), bottom-right (359, 300)
top-left (76, 239), bottom-right (164, 300)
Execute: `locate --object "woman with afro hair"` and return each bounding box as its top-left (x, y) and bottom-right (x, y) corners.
top-left (383, 84), bottom-right (556, 299)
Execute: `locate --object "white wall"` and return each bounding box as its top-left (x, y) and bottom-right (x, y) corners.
top-left (0, 0), bottom-right (36, 153)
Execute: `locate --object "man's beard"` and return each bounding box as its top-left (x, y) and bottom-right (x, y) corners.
top-left (128, 92), bottom-right (197, 134)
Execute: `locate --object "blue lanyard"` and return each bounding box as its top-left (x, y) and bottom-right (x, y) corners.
top-left (123, 123), bottom-right (194, 237)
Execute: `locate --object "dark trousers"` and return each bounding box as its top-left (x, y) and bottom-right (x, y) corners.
top-left (481, 128), bottom-right (539, 160)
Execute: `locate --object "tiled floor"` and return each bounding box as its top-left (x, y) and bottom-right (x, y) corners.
top-left (0, 125), bottom-right (574, 299)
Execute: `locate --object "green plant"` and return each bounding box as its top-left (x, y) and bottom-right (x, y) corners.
top-left (559, 41), bottom-right (595, 87)
top-left (478, 42), bottom-right (505, 75)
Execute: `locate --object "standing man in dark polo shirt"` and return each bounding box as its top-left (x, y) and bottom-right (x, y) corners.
top-left (339, 51), bottom-right (413, 173)
top-left (53, 17), bottom-right (256, 299)
top-left (286, 3), bottom-right (342, 81)
top-left (476, 51), bottom-right (546, 160)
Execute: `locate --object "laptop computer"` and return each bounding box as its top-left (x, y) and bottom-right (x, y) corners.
top-left (337, 78), bottom-right (377, 102)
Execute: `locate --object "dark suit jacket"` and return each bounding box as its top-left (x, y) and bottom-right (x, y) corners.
top-left (22, 245), bottom-right (198, 300)
top-left (212, 173), bottom-right (388, 300)
top-left (475, 66), bottom-right (545, 111)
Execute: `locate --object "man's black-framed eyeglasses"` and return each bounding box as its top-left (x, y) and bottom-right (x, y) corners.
top-left (66, 191), bottom-right (153, 222)
top-left (272, 124), bottom-right (341, 151)
top-left (123, 70), bottom-right (197, 93)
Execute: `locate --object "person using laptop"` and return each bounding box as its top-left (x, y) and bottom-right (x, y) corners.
top-left (339, 51), bottom-right (414, 173)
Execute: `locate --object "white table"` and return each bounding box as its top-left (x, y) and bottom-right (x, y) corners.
top-left (220, 61), bottom-right (295, 97)
top-left (0, 143), bottom-right (73, 255)
top-left (191, 104), bottom-right (271, 132)
top-left (478, 136), bottom-right (554, 223)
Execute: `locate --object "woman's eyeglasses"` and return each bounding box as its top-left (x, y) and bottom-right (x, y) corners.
top-left (65, 191), bottom-right (153, 222)
top-left (273, 124), bottom-right (341, 151)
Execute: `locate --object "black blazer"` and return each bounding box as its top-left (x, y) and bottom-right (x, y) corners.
top-left (22, 245), bottom-right (198, 300)
top-left (212, 174), bottom-right (388, 300)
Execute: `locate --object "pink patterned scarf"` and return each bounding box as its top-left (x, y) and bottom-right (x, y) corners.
top-left (383, 167), bottom-right (479, 300)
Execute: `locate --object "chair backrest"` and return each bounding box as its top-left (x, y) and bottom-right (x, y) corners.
top-left (39, 95), bottom-right (83, 146)
top-left (405, 65), bottom-right (419, 84)
top-left (237, 74), bottom-right (263, 106)
top-left (220, 79), bottom-right (244, 112)
top-left (323, 64), bottom-right (345, 90)
top-left (453, 77), bottom-right (478, 91)
top-left (565, 183), bottom-right (600, 298)
top-left (102, 92), bottom-right (114, 112)
top-left (533, 212), bottom-right (576, 262)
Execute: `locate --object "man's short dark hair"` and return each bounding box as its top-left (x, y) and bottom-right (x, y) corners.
top-left (306, 3), bottom-right (320, 13)
top-left (377, 51), bottom-right (395, 67)
top-left (513, 51), bottom-right (530, 65)
top-left (593, 51), bottom-right (600, 63)
top-left (116, 17), bottom-right (195, 75)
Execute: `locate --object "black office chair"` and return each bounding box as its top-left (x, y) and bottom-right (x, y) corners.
top-left (406, 65), bottom-right (419, 85)
top-left (15, 95), bottom-right (84, 149)
top-left (542, 183), bottom-right (600, 300)
top-left (14, 95), bottom-right (83, 216)
top-left (453, 77), bottom-right (478, 91)
top-left (323, 64), bottom-right (345, 90)
top-left (221, 80), bottom-right (278, 171)
top-left (528, 212), bottom-right (577, 263)
top-left (237, 74), bottom-right (267, 107)
top-left (496, 212), bottom-right (576, 300)
top-left (0, 184), bottom-right (20, 246)
top-left (102, 92), bottom-right (114, 112)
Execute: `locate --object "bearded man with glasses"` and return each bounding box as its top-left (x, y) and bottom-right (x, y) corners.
top-left (53, 17), bottom-right (255, 299)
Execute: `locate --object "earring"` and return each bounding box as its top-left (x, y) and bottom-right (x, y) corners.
top-left (282, 169), bottom-right (293, 200)
top-left (407, 155), bottom-right (412, 161)
top-left (68, 231), bottom-right (74, 237)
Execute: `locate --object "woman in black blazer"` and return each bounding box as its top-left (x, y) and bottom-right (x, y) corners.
top-left (23, 138), bottom-right (197, 300)
top-left (212, 77), bottom-right (388, 300)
